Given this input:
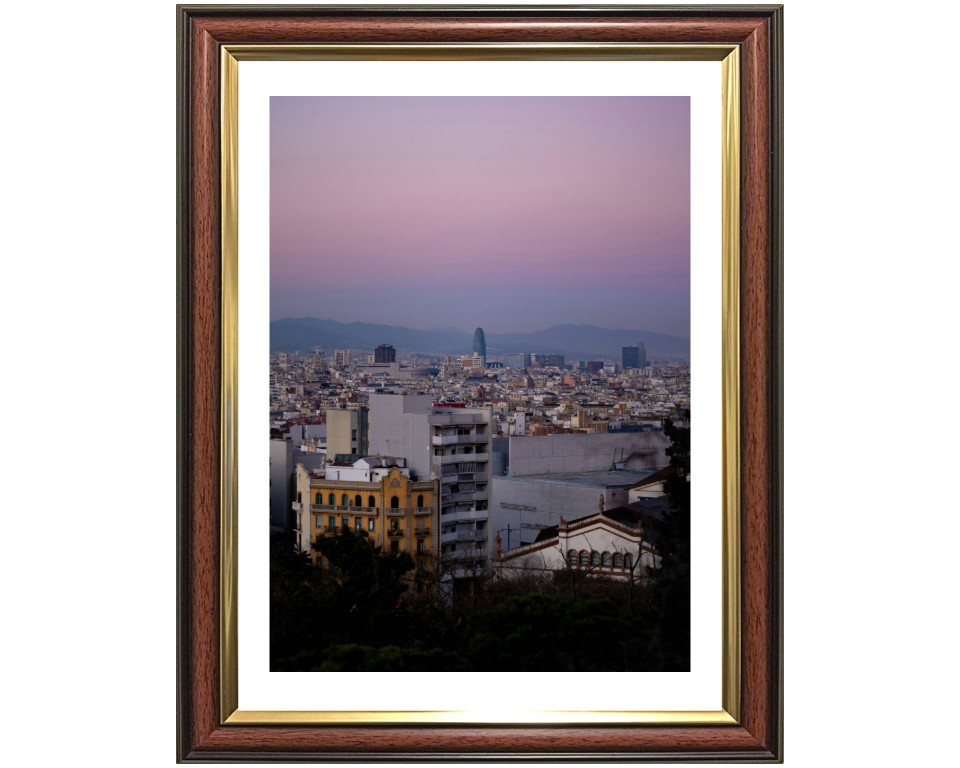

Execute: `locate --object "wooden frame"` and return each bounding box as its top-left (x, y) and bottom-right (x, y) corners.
top-left (177, 4), bottom-right (783, 762)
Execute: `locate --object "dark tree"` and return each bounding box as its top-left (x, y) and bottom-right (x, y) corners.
top-left (648, 410), bottom-right (691, 669)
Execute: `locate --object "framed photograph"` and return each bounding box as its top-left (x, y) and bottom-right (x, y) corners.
top-left (177, 4), bottom-right (783, 762)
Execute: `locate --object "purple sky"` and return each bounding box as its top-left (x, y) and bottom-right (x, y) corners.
top-left (271, 97), bottom-right (690, 337)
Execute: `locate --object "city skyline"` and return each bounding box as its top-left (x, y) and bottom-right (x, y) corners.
top-left (271, 96), bottom-right (691, 337)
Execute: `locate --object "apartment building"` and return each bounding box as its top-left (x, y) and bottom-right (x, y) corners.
top-left (368, 393), bottom-right (492, 571)
top-left (293, 456), bottom-right (438, 572)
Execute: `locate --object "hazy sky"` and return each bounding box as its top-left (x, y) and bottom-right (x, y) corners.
top-left (271, 96), bottom-right (690, 337)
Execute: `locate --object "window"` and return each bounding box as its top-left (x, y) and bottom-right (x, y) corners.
top-left (417, 494), bottom-right (424, 508)
top-left (352, 429), bottom-right (357, 440)
top-left (315, 492), bottom-right (321, 504)
top-left (354, 517), bottom-right (361, 532)
top-left (613, 552), bottom-right (623, 568)
top-left (390, 496), bottom-right (399, 509)
top-left (328, 515), bottom-right (335, 530)
top-left (417, 539), bottom-right (424, 553)
top-left (390, 540), bottom-right (399, 555)
top-left (341, 494), bottom-right (349, 506)
top-left (341, 516), bottom-right (348, 529)
top-left (368, 495), bottom-right (376, 508)
top-left (567, 550), bottom-right (578, 568)
top-left (328, 493), bottom-right (335, 505)
top-left (316, 515), bottom-right (322, 529)
top-left (624, 553), bottom-right (634, 570)
top-left (368, 518), bottom-right (375, 532)
top-left (590, 551), bottom-right (600, 566)
top-left (297, 491), bottom-right (302, 502)
top-left (579, 551), bottom-right (589, 567)
top-left (602, 552), bottom-right (612, 567)
top-left (391, 519), bottom-right (399, 532)
top-left (355, 494), bottom-right (362, 507)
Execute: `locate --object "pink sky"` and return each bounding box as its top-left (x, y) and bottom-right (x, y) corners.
top-left (271, 97), bottom-right (689, 336)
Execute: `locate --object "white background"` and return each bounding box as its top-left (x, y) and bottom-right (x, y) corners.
top-left (238, 60), bottom-right (722, 713)
top-left (2, 0), bottom-right (958, 766)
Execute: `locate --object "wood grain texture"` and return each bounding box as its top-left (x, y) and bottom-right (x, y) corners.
top-left (176, 5), bottom-right (783, 762)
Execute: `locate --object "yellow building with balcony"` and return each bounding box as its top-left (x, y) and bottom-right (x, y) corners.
top-left (293, 456), bottom-right (437, 571)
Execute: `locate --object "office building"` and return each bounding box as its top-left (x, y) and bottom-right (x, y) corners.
top-left (639, 341), bottom-right (647, 369)
top-left (334, 349), bottom-right (352, 367)
top-left (622, 345), bottom-right (639, 369)
top-left (375, 344), bottom-right (396, 363)
top-left (472, 327), bottom-right (486, 359)
top-left (532, 353), bottom-right (564, 367)
top-left (503, 352), bottom-right (531, 370)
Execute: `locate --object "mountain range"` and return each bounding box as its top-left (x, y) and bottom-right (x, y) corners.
top-left (271, 317), bottom-right (689, 360)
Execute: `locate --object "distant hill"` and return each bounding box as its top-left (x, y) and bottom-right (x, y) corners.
top-left (270, 317), bottom-right (689, 359)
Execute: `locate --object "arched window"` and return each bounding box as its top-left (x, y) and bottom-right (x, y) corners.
top-left (417, 494), bottom-right (424, 508)
top-left (315, 492), bottom-right (321, 505)
top-left (613, 552), bottom-right (623, 568)
top-left (368, 495), bottom-right (376, 508)
top-left (328, 493), bottom-right (335, 505)
top-left (391, 496), bottom-right (400, 509)
top-left (590, 551), bottom-right (600, 566)
top-left (602, 552), bottom-right (612, 567)
top-left (355, 494), bottom-right (362, 507)
top-left (624, 553), bottom-right (634, 570)
top-left (341, 494), bottom-right (349, 506)
top-left (567, 550), bottom-right (578, 568)
top-left (579, 551), bottom-right (589, 567)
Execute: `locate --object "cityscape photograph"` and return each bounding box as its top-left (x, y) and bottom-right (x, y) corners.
top-left (269, 96), bottom-right (692, 672)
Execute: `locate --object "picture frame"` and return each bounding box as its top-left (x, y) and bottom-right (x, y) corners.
top-left (177, 4), bottom-right (783, 762)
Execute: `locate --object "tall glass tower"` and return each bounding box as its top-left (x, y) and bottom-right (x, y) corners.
top-left (472, 327), bottom-right (487, 359)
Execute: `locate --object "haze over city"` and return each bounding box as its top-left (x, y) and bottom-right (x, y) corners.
top-left (271, 96), bottom-right (690, 337)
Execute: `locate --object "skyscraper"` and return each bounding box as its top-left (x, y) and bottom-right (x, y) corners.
top-left (374, 344), bottom-right (396, 363)
top-left (472, 327), bottom-right (486, 359)
top-left (622, 346), bottom-right (639, 369)
top-left (639, 341), bottom-right (647, 369)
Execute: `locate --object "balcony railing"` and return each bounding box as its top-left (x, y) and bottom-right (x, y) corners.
top-left (413, 507), bottom-right (432, 515)
top-left (439, 508), bottom-right (489, 522)
top-left (432, 434), bottom-right (488, 446)
top-left (441, 490), bottom-right (489, 504)
top-left (312, 504), bottom-right (336, 511)
top-left (291, 501), bottom-right (303, 511)
top-left (437, 452), bottom-right (489, 465)
top-left (440, 472), bottom-right (487, 485)
top-left (413, 527), bottom-right (430, 537)
top-left (386, 508), bottom-right (407, 516)
top-left (387, 529), bottom-right (404, 538)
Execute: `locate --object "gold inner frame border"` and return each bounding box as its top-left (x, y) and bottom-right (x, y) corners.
top-left (219, 43), bottom-right (740, 726)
